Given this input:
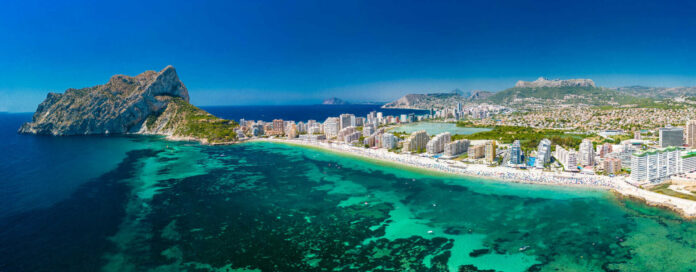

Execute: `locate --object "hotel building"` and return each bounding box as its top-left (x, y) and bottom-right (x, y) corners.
top-left (426, 132), bottom-right (451, 155)
top-left (444, 139), bottom-right (469, 157)
top-left (630, 147), bottom-right (680, 183)
top-left (402, 130), bottom-right (429, 152)
top-left (535, 138), bottom-right (551, 168)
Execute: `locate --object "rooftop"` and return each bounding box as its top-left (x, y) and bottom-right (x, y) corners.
top-left (633, 146), bottom-right (679, 157)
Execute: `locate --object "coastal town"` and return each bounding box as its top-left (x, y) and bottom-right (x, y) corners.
top-left (9, 2), bottom-right (696, 271)
top-left (233, 103), bottom-right (696, 217)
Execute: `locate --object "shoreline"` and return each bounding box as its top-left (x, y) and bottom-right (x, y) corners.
top-left (247, 137), bottom-right (696, 219)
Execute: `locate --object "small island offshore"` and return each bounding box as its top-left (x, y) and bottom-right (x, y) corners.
top-left (20, 66), bottom-right (696, 219)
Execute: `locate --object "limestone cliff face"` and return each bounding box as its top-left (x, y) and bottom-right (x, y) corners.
top-left (19, 66), bottom-right (189, 135)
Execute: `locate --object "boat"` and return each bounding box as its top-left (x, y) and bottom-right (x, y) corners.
top-left (519, 246), bottom-right (530, 251)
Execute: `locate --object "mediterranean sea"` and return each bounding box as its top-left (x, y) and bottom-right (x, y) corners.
top-left (1, 112), bottom-right (695, 271)
top-left (200, 104), bottom-right (428, 122)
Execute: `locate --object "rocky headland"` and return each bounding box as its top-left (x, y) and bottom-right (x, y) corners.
top-left (382, 89), bottom-right (493, 109)
top-left (322, 97), bottom-right (349, 105)
top-left (19, 66), bottom-right (238, 144)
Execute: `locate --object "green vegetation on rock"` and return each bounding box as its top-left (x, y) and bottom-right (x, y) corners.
top-left (156, 98), bottom-right (239, 144)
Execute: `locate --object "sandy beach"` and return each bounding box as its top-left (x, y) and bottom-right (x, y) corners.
top-left (250, 137), bottom-right (696, 219)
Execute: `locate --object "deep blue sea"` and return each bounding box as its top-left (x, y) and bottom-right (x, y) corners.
top-left (2, 109), bottom-right (696, 271)
top-left (201, 104), bottom-right (428, 122)
top-left (0, 113), bottom-right (149, 218)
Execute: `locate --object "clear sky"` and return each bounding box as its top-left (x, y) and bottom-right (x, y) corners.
top-left (2, 0), bottom-right (696, 112)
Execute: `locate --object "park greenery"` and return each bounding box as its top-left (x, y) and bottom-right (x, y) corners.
top-left (455, 121), bottom-right (490, 128)
top-left (452, 125), bottom-right (587, 151)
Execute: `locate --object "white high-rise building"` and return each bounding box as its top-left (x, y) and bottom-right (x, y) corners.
top-left (307, 119), bottom-right (317, 129)
top-left (630, 147), bottom-right (680, 184)
top-left (535, 138), bottom-right (552, 168)
top-left (578, 139), bottom-right (595, 166)
top-left (402, 130), bottom-right (429, 152)
top-left (426, 132), bottom-right (451, 154)
top-left (308, 125), bottom-right (321, 135)
top-left (355, 117), bottom-right (364, 127)
top-left (338, 126), bottom-right (357, 141)
top-left (680, 151), bottom-right (696, 173)
top-left (686, 120), bottom-right (696, 148)
top-left (367, 111), bottom-right (376, 125)
top-left (344, 131), bottom-right (361, 144)
top-left (339, 114), bottom-right (356, 130)
top-left (363, 125), bottom-right (375, 137)
top-left (566, 150), bottom-right (578, 171)
top-left (323, 117), bottom-right (339, 139)
top-left (382, 133), bottom-right (397, 149)
top-left (444, 140), bottom-right (469, 157)
top-left (509, 140), bottom-right (523, 165)
top-left (617, 142), bottom-right (634, 168)
top-left (554, 145), bottom-right (578, 172)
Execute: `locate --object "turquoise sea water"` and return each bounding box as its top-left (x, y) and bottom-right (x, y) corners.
top-left (389, 122), bottom-right (492, 135)
top-left (1, 113), bottom-right (696, 271)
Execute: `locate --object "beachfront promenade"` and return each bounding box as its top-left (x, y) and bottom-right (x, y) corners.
top-left (254, 138), bottom-right (696, 218)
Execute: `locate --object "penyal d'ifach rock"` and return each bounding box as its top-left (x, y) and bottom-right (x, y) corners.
top-left (19, 65), bottom-right (188, 135)
top-left (19, 66), bottom-right (238, 144)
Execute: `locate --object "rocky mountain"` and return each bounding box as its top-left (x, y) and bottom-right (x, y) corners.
top-left (469, 90), bottom-right (494, 100)
top-left (487, 78), bottom-right (652, 107)
top-left (19, 66), bottom-right (238, 144)
top-left (383, 78), bottom-right (671, 109)
top-left (382, 89), bottom-right (492, 109)
top-left (514, 77), bottom-right (596, 88)
top-left (322, 97), bottom-right (349, 105)
top-left (613, 86), bottom-right (696, 98)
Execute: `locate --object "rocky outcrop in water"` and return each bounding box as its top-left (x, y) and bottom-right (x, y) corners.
top-left (322, 97), bottom-right (349, 105)
top-left (19, 66), bottom-right (238, 144)
top-left (19, 66), bottom-right (189, 135)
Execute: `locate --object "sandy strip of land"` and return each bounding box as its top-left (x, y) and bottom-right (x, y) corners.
top-left (249, 138), bottom-right (696, 219)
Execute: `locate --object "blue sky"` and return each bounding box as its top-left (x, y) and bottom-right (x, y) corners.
top-left (1, 0), bottom-right (696, 112)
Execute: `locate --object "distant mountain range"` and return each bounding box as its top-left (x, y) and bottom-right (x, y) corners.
top-left (383, 77), bottom-right (696, 109)
top-left (514, 77), bottom-right (596, 88)
top-left (382, 89), bottom-right (493, 109)
top-left (322, 97), bottom-right (349, 105)
top-left (612, 86), bottom-right (696, 99)
top-left (486, 78), bottom-right (623, 105)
